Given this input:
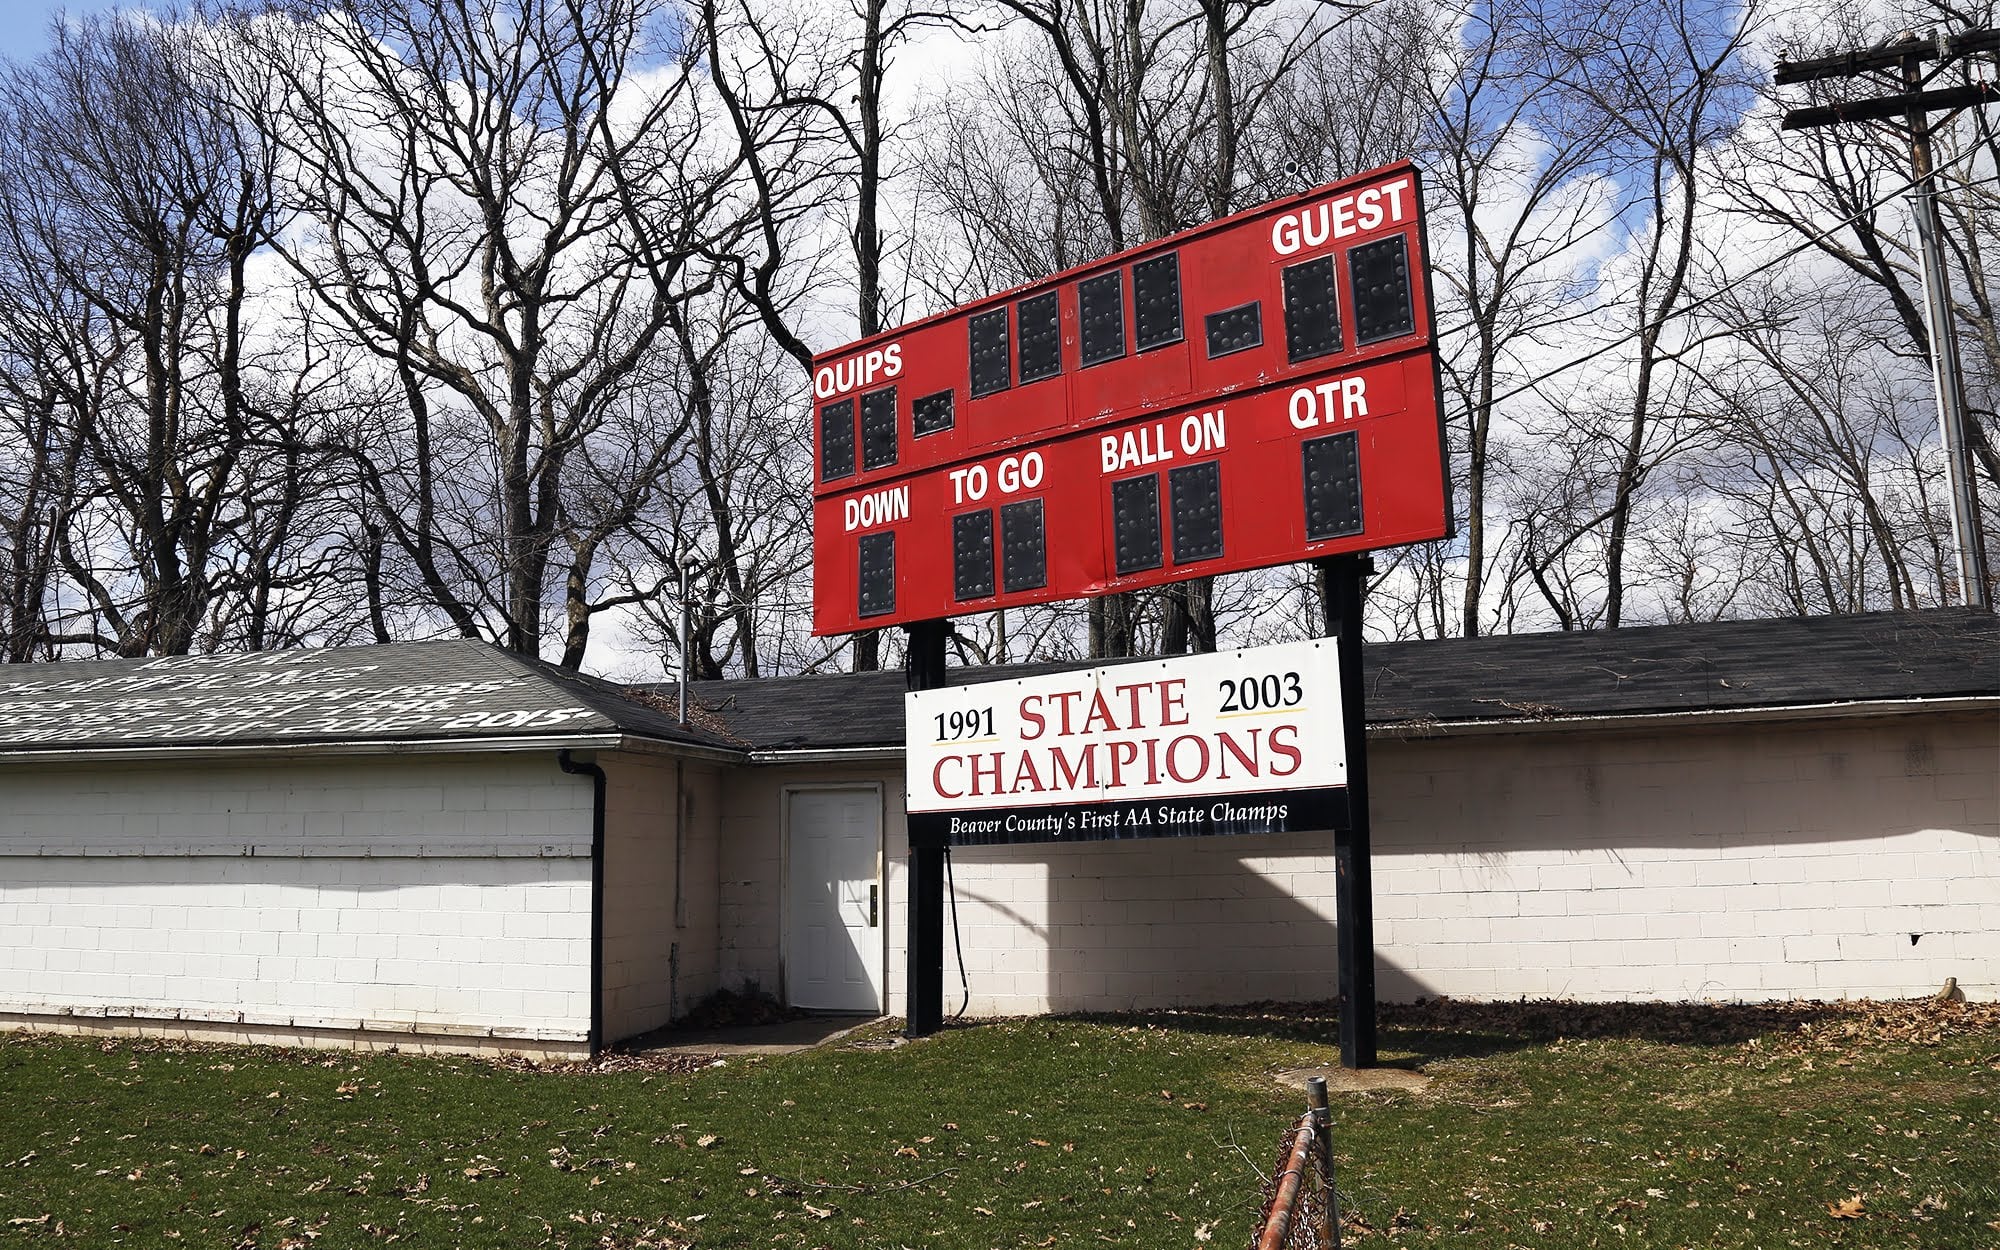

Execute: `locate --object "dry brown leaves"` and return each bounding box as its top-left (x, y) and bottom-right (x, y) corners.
top-left (1754, 997), bottom-right (2000, 1057)
top-left (1126, 995), bottom-right (2000, 1055)
top-left (1378, 995), bottom-right (2000, 1050)
top-left (484, 1050), bottom-right (717, 1076)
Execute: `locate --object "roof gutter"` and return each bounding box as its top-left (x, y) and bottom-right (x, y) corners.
top-left (740, 695), bottom-right (1995, 762)
top-left (0, 733), bottom-right (627, 766)
top-left (609, 734), bottom-right (746, 766)
top-left (748, 745), bottom-right (906, 765)
top-left (1374, 695), bottom-right (1997, 739)
top-left (0, 731), bottom-right (752, 768)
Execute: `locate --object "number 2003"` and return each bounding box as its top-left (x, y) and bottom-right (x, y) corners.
top-left (1218, 671), bottom-right (1304, 712)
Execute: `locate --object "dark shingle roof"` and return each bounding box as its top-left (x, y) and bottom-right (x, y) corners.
top-left (0, 640), bottom-right (740, 757)
top-left (1359, 607), bottom-right (1995, 724)
top-left (5, 610), bottom-right (1989, 759)
top-left (654, 609), bottom-right (1999, 752)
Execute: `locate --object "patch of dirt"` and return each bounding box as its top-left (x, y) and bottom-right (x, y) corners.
top-left (1273, 1065), bottom-right (1431, 1095)
top-left (676, 984), bottom-right (807, 1029)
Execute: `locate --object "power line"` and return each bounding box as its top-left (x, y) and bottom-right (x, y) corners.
top-left (1774, 28), bottom-right (2000, 86)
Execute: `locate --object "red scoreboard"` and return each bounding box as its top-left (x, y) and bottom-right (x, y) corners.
top-left (810, 161), bottom-right (1450, 635)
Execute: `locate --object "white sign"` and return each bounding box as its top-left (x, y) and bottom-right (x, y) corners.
top-left (904, 638), bottom-right (1347, 845)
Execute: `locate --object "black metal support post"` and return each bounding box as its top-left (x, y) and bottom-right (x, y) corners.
top-left (904, 620), bottom-right (949, 1037)
top-left (1319, 555), bottom-right (1377, 1068)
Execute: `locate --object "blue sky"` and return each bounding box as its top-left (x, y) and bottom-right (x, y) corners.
top-left (0, 0), bottom-right (138, 65)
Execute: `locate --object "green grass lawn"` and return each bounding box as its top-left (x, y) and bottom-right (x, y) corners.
top-left (1, 1000), bottom-right (1995, 1248)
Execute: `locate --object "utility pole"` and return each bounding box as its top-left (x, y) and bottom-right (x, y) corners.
top-left (1777, 29), bottom-right (1997, 609)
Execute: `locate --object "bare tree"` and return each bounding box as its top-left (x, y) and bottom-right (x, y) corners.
top-left (0, 13), bottom-right (287, 657)
top-left (913, 0), bottom-right (1345, 657)
top-left (0, 367), bottom-right (76, 661)
top-left (1450, 0), bottom-right (1757, 630)
top-left (238, 0), bottom-right (749, 667)
top-left (699, 0), bottom-right (980, 671)
top-left (1672, 266), bottom-right (1967, 615)
top-left (1409, 0), bottom-right (1625, 636)
top-left (0, 149), bottom-right (88, 661)
top-left (1729, 0), bottom-right (1997, 593)
top-left (1250, 0), bottom-right (1437, 191)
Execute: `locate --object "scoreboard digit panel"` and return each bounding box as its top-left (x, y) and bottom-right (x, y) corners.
top-left (809, 162), bottom-right (1431, 497)
top-left (813, 352), bottom-right (1446, 633)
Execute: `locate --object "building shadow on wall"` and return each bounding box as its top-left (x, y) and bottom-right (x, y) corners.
top-left (947, 832), bottom-right (1848, 1065)
top-left (1026, 832), bottom-right (1381, 1016)
top-left (1372, 719), bottom-right (1985, 857)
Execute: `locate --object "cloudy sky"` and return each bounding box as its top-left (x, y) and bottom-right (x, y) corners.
top-left (0, 0), bottom-right (131, 64)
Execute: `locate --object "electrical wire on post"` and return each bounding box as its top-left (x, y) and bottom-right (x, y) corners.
top-left (943, 845), bottom-right (970, 1019)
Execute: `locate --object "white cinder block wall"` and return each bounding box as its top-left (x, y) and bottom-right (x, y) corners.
top-left (727, 712), bottom-right (1997, 1017)
top-left (718, 766), bottom-right (901, 1007)
top-left (600, 753), bottom-right (723, 1042)
top-left (1363, 714), bottom-right (1996, 1003)
top-left (0, 755), bottom-right (595, 1049)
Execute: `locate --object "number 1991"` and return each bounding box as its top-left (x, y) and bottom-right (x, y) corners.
top-left (934, 707), bottom-right (995, 741)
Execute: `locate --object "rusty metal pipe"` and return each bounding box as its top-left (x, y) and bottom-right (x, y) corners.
top-left (1255, 1114), bottom-right (1319, 1250)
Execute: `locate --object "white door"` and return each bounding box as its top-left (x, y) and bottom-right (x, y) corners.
top-left (786, 789), bottom-right (884, 1012)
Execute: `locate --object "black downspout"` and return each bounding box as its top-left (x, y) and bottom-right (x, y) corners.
top-left (558, 750), bottom-right (607, 1059)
